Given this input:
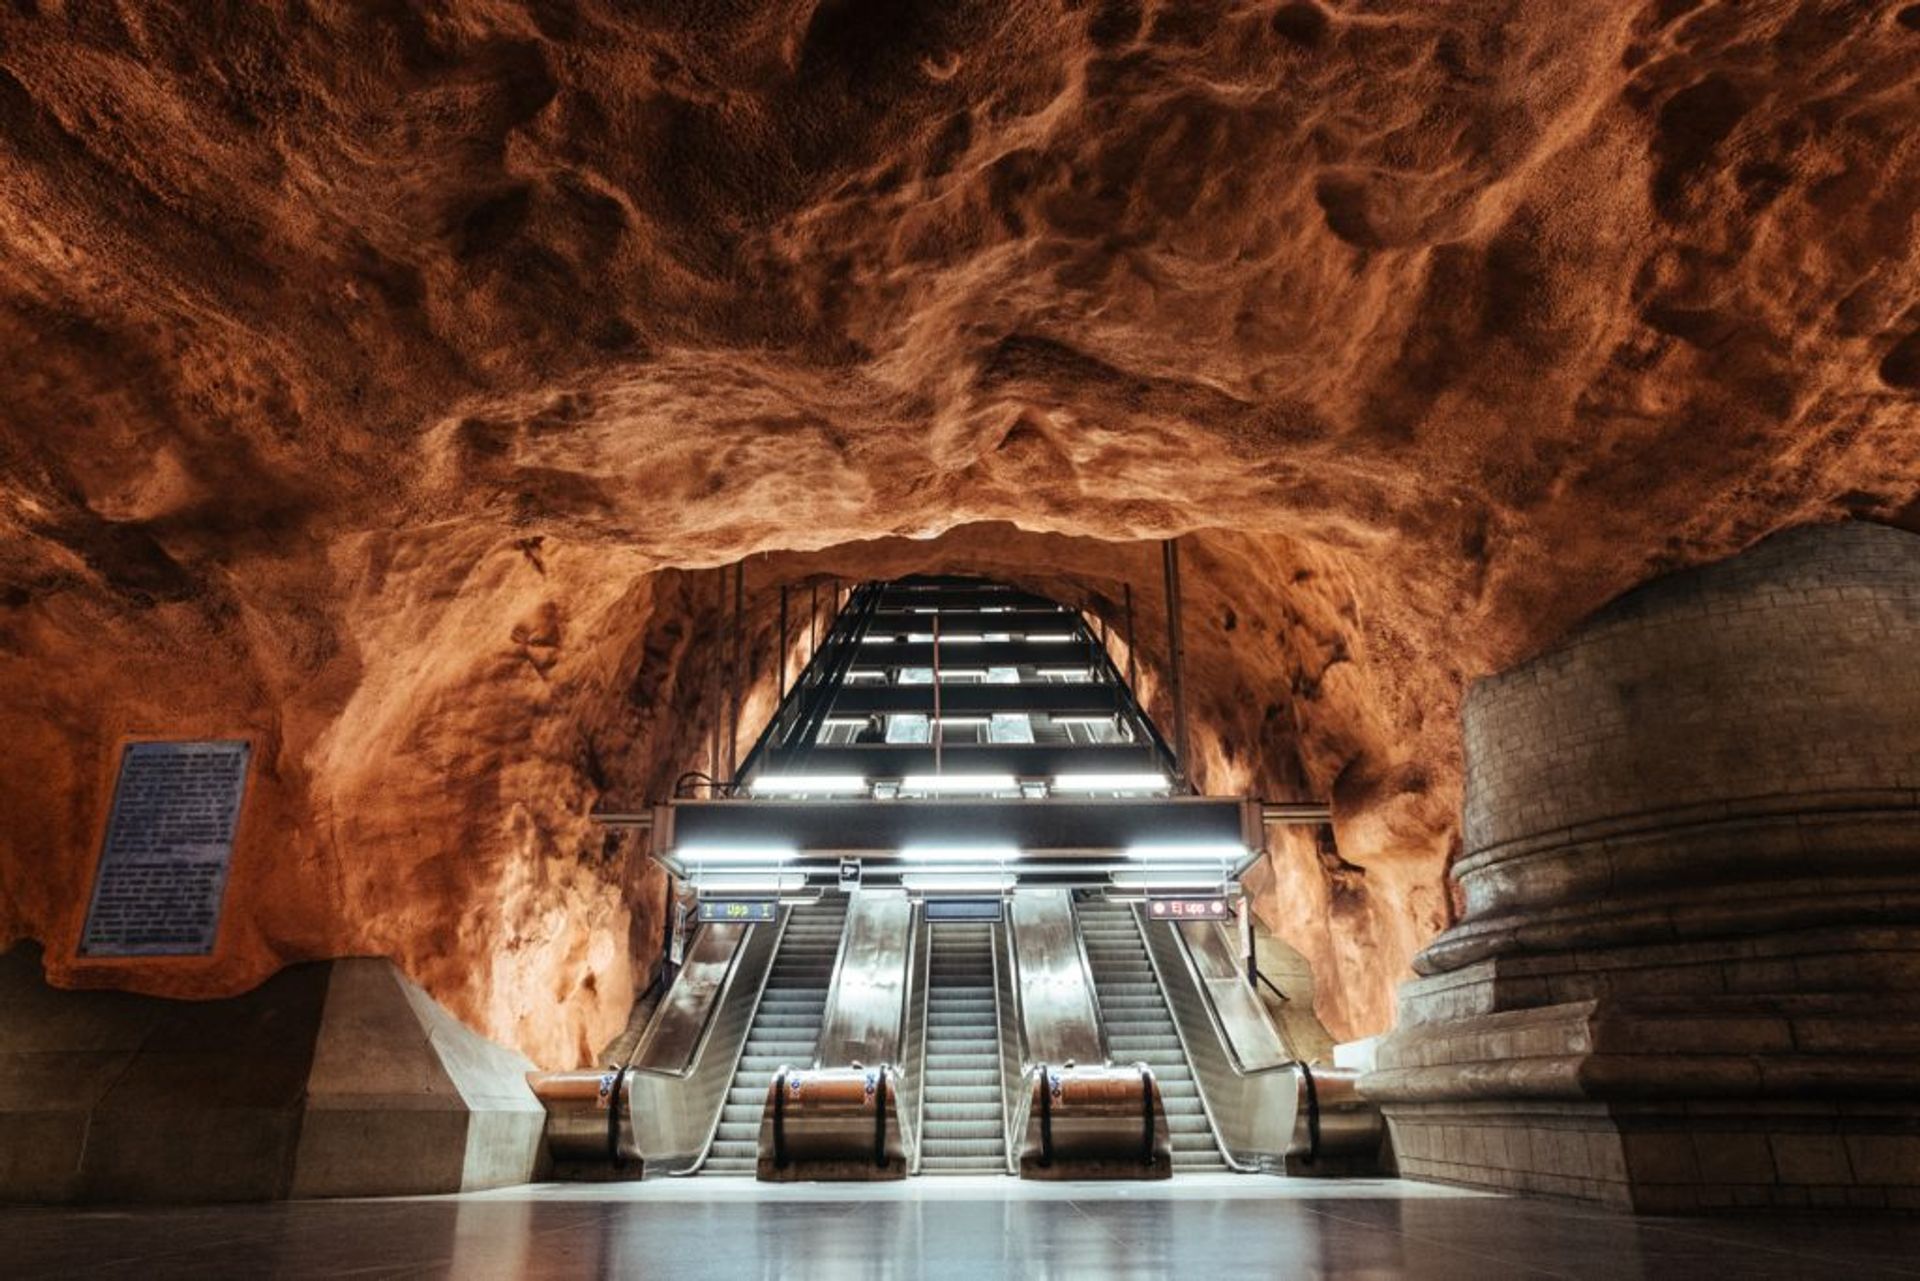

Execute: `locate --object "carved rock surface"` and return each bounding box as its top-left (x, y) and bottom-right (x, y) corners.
top-left (0, 3), bottom-right (1916, 1065)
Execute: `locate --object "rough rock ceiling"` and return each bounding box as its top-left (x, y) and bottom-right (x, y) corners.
top-left (1, 1), bottom-right (1916, 1064)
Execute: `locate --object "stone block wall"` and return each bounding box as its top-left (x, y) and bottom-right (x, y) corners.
top-left (1364, 522), bottom-right (1920, 1212)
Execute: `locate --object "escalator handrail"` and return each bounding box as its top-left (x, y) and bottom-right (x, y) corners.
top-left (625, 919), bottom-right (753, 1079)
top-left (907, 906), bottom-right (934, 1174)
top-left (995, 919), bottom-right (1033, 1174)
top-left (1129, 903), bottom-right (1298, 1174)
top-left (894, 907), bottom-right (923, 1174)
top-left (1156, 911), bottom-right (1297, 1077)
top-left (672, 907), bottom-right (796, 1175)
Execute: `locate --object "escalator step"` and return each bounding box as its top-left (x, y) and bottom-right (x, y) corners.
top-left (1079, 902), bottom-right (1229, 1173)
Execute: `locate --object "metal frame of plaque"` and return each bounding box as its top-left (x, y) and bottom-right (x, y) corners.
top-left (79, 739), bottom-right (252, 957)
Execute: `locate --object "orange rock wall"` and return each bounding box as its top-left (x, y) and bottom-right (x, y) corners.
top-left (2, 2), bottom-right (1917, 1064)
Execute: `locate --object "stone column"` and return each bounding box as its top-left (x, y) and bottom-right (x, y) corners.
top-left (1362, 522), bottom-right (1920, 1212)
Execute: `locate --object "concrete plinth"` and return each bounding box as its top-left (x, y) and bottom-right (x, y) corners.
top-left (0, 946), bottom-right (544, 1202)
top-left (1363, 523), bottom-right (1920, 1212)
top-left (290, 959), bottom-right (546, 1197)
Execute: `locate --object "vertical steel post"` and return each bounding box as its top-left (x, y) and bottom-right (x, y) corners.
top-left (1124, 582), bottom-right (1139, 694)
top-left (727, 561), bottom-right (744, 782)
top-left (707, 568), bottom-right (722, 781)
top-left (778, 585), bottom-right (790, 697)
top-left (1162, 539), bottom-right (1191, 789)
top-left (931, 609), bottom-right (943, 776)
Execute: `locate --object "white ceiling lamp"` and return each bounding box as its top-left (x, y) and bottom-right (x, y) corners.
top-left (902, 872), bottom-right (1015, 894)
top-left (899, 774), bottom-right (1018, 794)
top-left (1123, 842), bottom-right (1248, 862)
top-left (1110, 873), bottom-right (1230, 891)
top-left (898, 843), bottom-right (1021, 862)
top-left (694, 873), bottom-right (808, 895)
top-left (1051, 773), bottom-right (1170, 793)
top-left (748, 775), bottom-right (869, 797)
top-left (676, 845), bottom-right (800, 864)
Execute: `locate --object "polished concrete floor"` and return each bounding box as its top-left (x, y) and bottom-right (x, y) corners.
top-left (6, 1176), bottom-right (1918, 1280)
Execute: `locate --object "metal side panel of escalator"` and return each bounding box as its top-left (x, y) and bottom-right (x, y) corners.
top-left (702, 895), bottom-right (851, 1175)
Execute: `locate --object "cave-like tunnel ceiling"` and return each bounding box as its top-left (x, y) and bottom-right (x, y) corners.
top-left (1, 2), bottom-right (1917, 1067)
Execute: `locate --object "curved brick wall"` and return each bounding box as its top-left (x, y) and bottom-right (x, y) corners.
top-left (1465, 521), bottom-right (1920, 850)
top-left (1432, 521), bottom-right (1920, 966)
top-left (1374, 522), bottom-right (1920, 1214)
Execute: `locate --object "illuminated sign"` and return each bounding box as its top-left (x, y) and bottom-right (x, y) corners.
top-left (1147, 897), bottom-right (1231, 921)
top-left (698, 899), bottom-right (779, 924)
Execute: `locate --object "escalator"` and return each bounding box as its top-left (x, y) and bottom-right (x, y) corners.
top-left (918, 922), bottom-right (1005, 1174)
top-left (533, 886), bottom-right (1382, 1179)
top-left (1077, 899), bottom-right (1227, 1171)
top-left (703, 895), bottom-right (850, 1175)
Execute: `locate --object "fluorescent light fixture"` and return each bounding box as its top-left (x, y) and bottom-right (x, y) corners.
top-left (695, 873), bottom-right (808, 895)
top-left (898, 843), bottom-right (1021, 862)
top-left (677, 845), bottom-right (800, 863)
top-left (903, 872), bottom-right (1015, 893)
top-left (899, 773), bottom-right (1018, 794)
top-left (1023, 633), bottom-right (1076, 642)
top-left (934, 716), bottom-right (991, 726)
top-left (1038, 667), bottom-right (1093, 679)
top-left (1052, 773), bottom-right (1170, 793)
top-left (748, 775), bottom-right (868, 796)
top-left (1124, 842), bottom-right (1248, 862)
top-left (1111, 873), bottom-right (1229, 891)
top-left (1050, 715), bottom-right (1120, 726)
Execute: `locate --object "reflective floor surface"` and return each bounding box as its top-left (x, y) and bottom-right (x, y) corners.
top-left (6, 1176), bottom-right (1919, 1280)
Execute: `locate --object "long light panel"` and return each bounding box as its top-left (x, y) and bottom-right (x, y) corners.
top-left (1052, 773), bottom-right (1170, 794)
top-left (902, 872), bottom-right (1015, 893)
top-left (1125, 842), bottom-right (1249, 862)
top-left (678, 844), bottom-right (800, 863)
top-left (899, 843), bottom-right (1021, 862)
top-left (748, 775), bottom-right (869, 796)
top-left (898, 773), bottom-right (1018, 794)
top-left (1110, 873), bottom-right (1232, 891)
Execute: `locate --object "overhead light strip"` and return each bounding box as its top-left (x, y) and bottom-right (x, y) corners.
top-left (1051, 773), bottom-right (1170, 793)
top-left (898, 773), bottom-right (1018, 794)
top-left (748, 775), bottom-right (869, 796)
